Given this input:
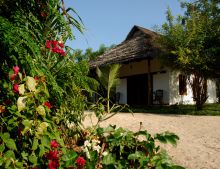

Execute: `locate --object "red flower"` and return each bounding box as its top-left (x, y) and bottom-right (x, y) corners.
top-left (44, 101), bottom-right (52, 109)
top-left (76, 156), bottom-right (86, 167)
top-left (52, 40), bottom-right (58, 47)
top-left (10, 74), bottom-right (17, 81)
top-left (48, 160), bottom-right (60, 169)
top-left (51, 47), bottom-right (60, 53)
top-left (13, 84), bottom-right (19, 93)
top-left (50, 140), bottom-right (59, 148)
top-left (46, 40), bottom-right (52, 49)
top-left (58, 42), bottom-right (64, 48)
top-left (60, 50), bottom-right (66, 57)
top-left (13, 66), bottom-right (20, 74)
top-left (45, 150), bottom-right (59, 160)
top-left (34, 76), bottom-right (39, 82)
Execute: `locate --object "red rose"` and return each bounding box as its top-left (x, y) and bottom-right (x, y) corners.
top-left (13, 84), bottom-right (19, 93)
top-left (76, 156), bottom-right (86, 167)
top-left (13, 66), bottom-right (20, 74)
top-left (50, 140), bottom-right (59, 148)
top-left (44, 101), bottom-right (52, 109)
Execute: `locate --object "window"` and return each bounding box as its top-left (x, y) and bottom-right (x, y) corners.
top-left (179, 74), bottom-right (187, 95)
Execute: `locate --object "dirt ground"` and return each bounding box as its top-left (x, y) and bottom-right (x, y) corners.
top-left (83, 112), bottom-right (220, 169)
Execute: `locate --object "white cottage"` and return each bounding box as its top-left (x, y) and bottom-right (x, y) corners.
top-left (90, 25), bottom-right (217, 105)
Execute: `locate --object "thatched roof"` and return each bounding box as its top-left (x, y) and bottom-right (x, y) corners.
top-left (89, 25), bottom-right (162, 68)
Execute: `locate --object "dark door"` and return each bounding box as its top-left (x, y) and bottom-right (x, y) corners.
top-left (127, 74), bottom-right (148, 105)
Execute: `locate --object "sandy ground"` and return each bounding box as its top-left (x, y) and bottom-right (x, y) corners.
top-left (83, 112), bottom-right (220, 169)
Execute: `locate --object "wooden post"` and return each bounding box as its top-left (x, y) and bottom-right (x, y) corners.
top-left (147, 59), bottom-right (152, 105)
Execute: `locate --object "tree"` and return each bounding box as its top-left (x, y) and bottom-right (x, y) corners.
top-left (159, 0), bottom-right (220, 110)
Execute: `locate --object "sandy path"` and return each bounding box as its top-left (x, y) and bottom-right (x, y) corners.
top-left (83, 112), bottom-right (220, 169)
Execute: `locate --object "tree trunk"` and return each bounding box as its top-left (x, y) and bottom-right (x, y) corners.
top-left (189, 74), bottom-right (208, 110)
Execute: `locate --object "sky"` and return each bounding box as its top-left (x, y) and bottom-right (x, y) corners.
top-left (65, 0), bottom-right (185, 52)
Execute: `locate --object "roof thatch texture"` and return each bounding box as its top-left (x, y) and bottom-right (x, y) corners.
top-left (89, 25), bottom-right (162, 68)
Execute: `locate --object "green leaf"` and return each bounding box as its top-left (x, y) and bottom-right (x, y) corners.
top-left (29, 154), bottom-right (38, 165)
top-left (4, 150), bottom-right (15, 159)
top-left (1, 132), bottom-right (10, 142)
top-left (6, 139), bottom-right (17, 151)
top-left (155, 132), bottom-right (179, 147)
top-left (128, 151), bottom-right (144, 160)
top-left (41, 135), bottom-right (50, 148)
top-left (0, 144), bottom-right (5, 152)
top-left (21, 151), bottom-right (28, 160)
top-left (32, 138), bottom-right (38, 150)
top-left (102, 153), bottom-right (115, 165)
top-left (0, 157), bottom-right (3, 166)
top-left (39, 145), bottom-right (46, 157)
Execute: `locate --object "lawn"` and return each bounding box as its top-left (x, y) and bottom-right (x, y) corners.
top-left (128, 103), bottom-right (220, 115)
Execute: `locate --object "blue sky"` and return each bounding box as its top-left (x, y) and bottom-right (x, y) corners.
top-left (66, 0), bottom-right (184, 51)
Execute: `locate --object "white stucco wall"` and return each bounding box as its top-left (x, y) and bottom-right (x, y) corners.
top-left (207, 80), bottom-right (217, 103)
top-left (169, 71), bottom-right (217, 105)
top-left (153, 72), bottom-right (169, 104)
top-left (116, 78), bottom-right (127, 104)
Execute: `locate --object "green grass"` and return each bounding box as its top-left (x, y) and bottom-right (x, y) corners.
top-left (128, 103), bottom-right (220, 116)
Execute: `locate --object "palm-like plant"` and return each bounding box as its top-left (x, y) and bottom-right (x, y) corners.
top-left (96, 64), bottom-right (121, 114)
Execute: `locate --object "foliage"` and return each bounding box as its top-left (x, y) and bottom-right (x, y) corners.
top-left (0, 0), bottom-right (95, 126)
top-left (0, 68), bottom-right (75, 168)
top-left (73, 44), bottom-right (115, 62)
top-left (158, 0), bottom-right (220, 110)
top-left (79, 124), bottom-right (184, 169)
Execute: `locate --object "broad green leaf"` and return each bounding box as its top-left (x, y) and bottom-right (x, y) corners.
top-left (62, 150), bottom-right (78, 167)
top-left (22, 119), bottom-right (33, 135)
top-left (102, 153), bottom-right (115, 165)
top-left (4, 150), bottom-right (15, 159)
top-left (128, 151), bottom-right (143, 160)
top-left (39, 145), bottom-right (46, 157)
top-left (32, 138), bottom-right (38, 150)
top-left (1, 133), bottom-right (10, 142)
top-left (0, 157), bottom-right (3, 166)
top-left (6, 139), bottom-right (17, 151)
top-left (15, 161), bottom-right (23, 168)
top-left (21, 151), bottom-right (28, 160)
top-left (29, 154), bottom-right (38, 165)
top-left (41, 135), bottom-right (50, 148)
top-left (5, 158), bottom-right (12, 168)
top-left (0, 144), bottom-right (5, 152)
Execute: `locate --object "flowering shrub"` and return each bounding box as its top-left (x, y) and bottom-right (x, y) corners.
top-left (45, 40), bottom-right (66, 56)
top-left (0, 67), bottom-right (72, 168)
